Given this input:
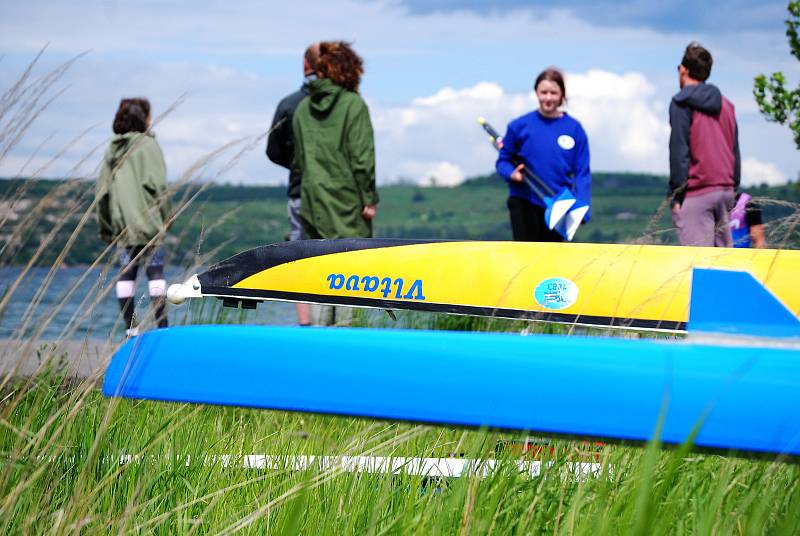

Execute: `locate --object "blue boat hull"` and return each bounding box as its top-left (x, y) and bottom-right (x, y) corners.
top-left (103, 325), bottom-right (800, 457)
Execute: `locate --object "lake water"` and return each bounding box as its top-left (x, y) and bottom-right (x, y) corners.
top-left (0, 266), bottom-right (297, 340)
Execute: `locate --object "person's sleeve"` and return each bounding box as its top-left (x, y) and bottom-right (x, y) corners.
top-left (495, 122), bottom-right (519, 181)
top-left (346, 99), bottom-right (379, 206)
top-left (143, 138), bottom-right (171, 227)
top-left (266, 99), bottom-right (293, 169)
top-left (573, 124), bottom-right (591, 222)
top-left (153, 142), bottom-right (171, 226)
top-left (668, 100), bottom-right (691, 202)
top-left (95, 153), bottom-right (114, 243)
top-left (733, 122), bottom-right (741, 189)
top-left (745, 200), bottom-right (763, 227)
top-left (291, 110), bottom-right (304, 183)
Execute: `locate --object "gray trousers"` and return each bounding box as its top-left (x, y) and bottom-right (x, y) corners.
top-left (287, 197), bottom-right (304, 242)
top-left (310, 304), bottom-right (354, 327)
top-left (672, 189), bottom-right (735, 247)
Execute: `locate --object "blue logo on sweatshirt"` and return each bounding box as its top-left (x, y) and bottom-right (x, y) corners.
top-left (534, 278), bottom-right (578, 310)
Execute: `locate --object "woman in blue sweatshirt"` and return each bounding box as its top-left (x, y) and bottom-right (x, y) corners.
top-left (496, 68), bottom-right (591, 242)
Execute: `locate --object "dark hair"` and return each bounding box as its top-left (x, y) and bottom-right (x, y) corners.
top-left (304, 43), bottom-right (320, 71)
top-left (113, 98), bottom-right (151, 134)
top-left (317, 41), bottom-right (364, 92)
top-left (681, 42), bottom-right (712, 81)
top-left (534, 68), bottom-right (566, 105)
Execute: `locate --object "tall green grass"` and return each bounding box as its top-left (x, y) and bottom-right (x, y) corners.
top-left (3, 369), bottom-right (800, 534)
top-left (1, 51), bottom-right (799, 534)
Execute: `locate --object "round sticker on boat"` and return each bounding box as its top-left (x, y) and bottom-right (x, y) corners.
top-left (534, 278), bottom-right (579, 310)
top-left (557, 135), bottom-right (575, 150)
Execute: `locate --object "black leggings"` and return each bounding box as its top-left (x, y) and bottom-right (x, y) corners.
top-left (119, 246), bottom-right (165, 282)
top-left (117, 246), bottom-right (168, 330)
top-left (507, 196), bottom-right (564, 242)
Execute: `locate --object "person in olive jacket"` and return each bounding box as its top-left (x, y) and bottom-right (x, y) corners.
top-left (96, 98), bottom-right (171, 336)
top-left (292, 40), bottom-right (379, 240)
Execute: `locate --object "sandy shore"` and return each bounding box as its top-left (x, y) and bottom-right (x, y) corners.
top-left (0, 338), bottom-right (120, 381)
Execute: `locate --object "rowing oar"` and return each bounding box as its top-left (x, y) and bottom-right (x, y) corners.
top-left (478, 117), bottom-right (588, 241)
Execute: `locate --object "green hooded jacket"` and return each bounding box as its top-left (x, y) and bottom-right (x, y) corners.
top-left (96, 132), bottom-right (170, 247)
top-left (292, 78), bottom-right (379, 239)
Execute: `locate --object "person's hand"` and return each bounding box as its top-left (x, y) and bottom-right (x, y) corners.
top-left (510, 163), bottom-right (525, 183)
top-left (670, 202), bottom-right (681, 217)
top-left (362, 204), bottom-right (377, 220)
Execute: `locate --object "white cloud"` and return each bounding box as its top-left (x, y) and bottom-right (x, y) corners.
top-left (371, 82), bottom-right (516, 183)
top-left (0, 0), bottom-right (796, 185)
top-left (566, 70), bottom-right (669, 169)
top-left (741, 157), bottom-right (788, 187)
top-left (412, 82), bottom-right (506, 106)
top-left (417, 162), bottom-right (466, 187)
top-left (372, 71), bottom-right (670, 184)
top-left (0, 57), bottom-right (282, 183)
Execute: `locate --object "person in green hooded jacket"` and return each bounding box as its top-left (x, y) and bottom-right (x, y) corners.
top-left (292, 40), bottom-right (379, 240)
top-left (96, 98), bottom-right (171, 336)
top-left (292, 41), bottom-right (379, 326)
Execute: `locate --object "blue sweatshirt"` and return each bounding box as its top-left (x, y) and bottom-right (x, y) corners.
top-left (496, 111), bottom-right (591, 221)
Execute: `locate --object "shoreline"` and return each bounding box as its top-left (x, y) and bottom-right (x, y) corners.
top-left (0, 338), bottom-right (117, 380)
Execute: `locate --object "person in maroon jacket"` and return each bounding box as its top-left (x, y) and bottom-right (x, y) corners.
top-left (669, 42), bottom-right (740, 247)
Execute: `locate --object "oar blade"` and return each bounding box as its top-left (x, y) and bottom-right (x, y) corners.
top-left (557, 201), bottom-right (589, 241)
top-left (544, 188), bottom-right (576, 233)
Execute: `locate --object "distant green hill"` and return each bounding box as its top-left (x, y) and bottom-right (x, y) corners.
top-left (0, 173), bottom-right (797, 266)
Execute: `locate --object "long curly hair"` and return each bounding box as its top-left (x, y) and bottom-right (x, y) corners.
top-left (316, 41), bottom-right (364, 92)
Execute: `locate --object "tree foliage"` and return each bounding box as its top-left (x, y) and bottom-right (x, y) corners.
top-left (754, 1), bottom-right (800, 149)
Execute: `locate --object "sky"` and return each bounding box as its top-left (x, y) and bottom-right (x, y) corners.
top-left (0, 0), bottom-right (798, 188)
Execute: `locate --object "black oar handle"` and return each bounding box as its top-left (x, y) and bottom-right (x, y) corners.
top-left (478, 118), bottom-right (554, 197)
top-left (479, 120), bottom-right (503, 146)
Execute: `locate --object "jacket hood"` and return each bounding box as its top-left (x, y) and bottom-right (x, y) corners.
top-left (308, 78), bottom-right (344, 117)
top-left (301, 73), bottom-right (317, 93)
top-left (672, 83), bottom-right (722, 115)
top-left (110, 131), bottom-right (148, 153)
top-left (107, 132), bottom-right (150, 167)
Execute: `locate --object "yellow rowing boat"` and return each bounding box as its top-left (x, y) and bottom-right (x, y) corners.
top-left (169, 239), bottom-right (800, 332)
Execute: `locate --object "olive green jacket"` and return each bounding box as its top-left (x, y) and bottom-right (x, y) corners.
top-left (292, 78), bottom-right (379, 238)
top-left (96, 132), bottom-right (170, 247)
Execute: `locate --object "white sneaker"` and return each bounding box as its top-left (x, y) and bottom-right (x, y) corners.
top-left (125, 327), bottom-right (140, 337)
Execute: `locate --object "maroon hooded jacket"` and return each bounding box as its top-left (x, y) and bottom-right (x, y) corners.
top-left (668, 83), bottom-right (740, 202)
